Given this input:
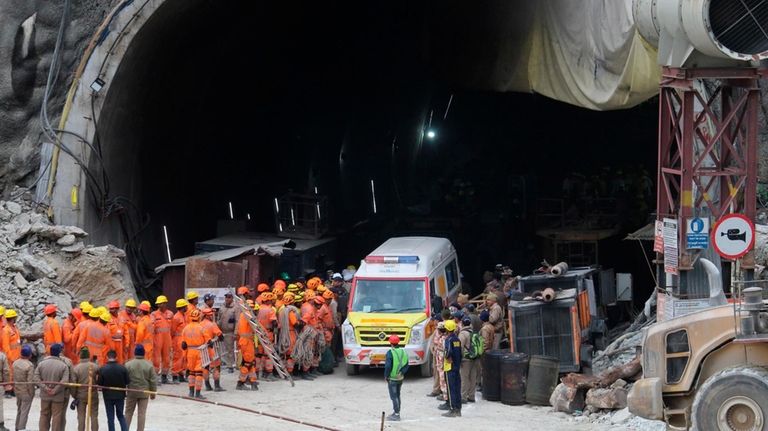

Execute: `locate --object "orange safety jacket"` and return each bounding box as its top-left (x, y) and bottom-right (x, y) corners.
top-left (43, 316), bottom-right (63, 355)
top-left (62, 318), bottom-right (78, 363)
top-left (79, 321), bottom-right (110, 365)
top-left (136, 314), bottom-right (155, 352)
top-left (2, 324), bottom-right (21, 363)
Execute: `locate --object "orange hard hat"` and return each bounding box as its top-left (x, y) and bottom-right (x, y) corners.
top-left (237, 286), bottom-right (249, 295)
top-left (257, 283), bottom-right (270, 293)
top-left (273, 284), bottom-right (286, 295)
top-left (71, 308), bottom-right (83, 320)
top-left (311, 276), bottom-right (323, 286)
top-left (44, 304), bottom-right (57, 315)
top-left (313, 296), bottom-right (326, 305)
top-left (138, 303), bottom-right (150, 313)
top-left (389, 334), bottom-right (400, 344)
top-left (108, 300), bottom-right (120, 309)
top-left (282, 292), bottom-right (295, 304)
top-left (322, 290), bottom-right (334, 300)
top-left (304, 290), bottom-right (316, 300)
top-left (306, 278), bottom-right (319, 290)
top-left (273, 280), bottom-right (287, 290)
top-left (189, 309), bottom-right (202, 322)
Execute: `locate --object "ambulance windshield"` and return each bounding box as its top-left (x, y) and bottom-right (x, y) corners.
top-left (351, 279), bottom-right (426, 313)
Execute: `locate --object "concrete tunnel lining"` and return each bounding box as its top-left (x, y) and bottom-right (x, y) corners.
top-left (49, 0), bottom-right (662, 293)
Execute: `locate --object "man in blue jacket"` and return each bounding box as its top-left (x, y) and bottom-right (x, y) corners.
top-left (439, 319), bottom-right (462, 417)
top-left (384, 334), bottom-right (409, 421)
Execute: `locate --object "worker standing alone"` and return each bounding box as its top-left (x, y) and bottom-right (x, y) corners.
top-left (151, 296), bottom-right (173, 383)
top-left (384, 334), bottom-right (409, 422)
top-left (440, 320), bottom-right (462, 417)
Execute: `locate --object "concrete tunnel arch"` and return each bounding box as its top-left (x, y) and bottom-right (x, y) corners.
top-left (46, 0), bottom-right (665, 293)
top-left (51, 0), bottom-right (197, 243)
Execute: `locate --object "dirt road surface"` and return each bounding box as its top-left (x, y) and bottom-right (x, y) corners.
top-left (4, 366), bottom-right (638, 430)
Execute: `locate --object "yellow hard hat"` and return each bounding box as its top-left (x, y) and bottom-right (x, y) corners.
top-left (253, 302), bottom-right (260, 311)
top-left (155, 295), bottom-right (168, 305)
top-left (4, 309), bottom-right (17, 319)
top-left (444, 320), bottom-right (457, 332)
top-left (186, 291), bottom-right (199, 301)
top-left (0, 306), bottom-right (6, 316)
top-left (125, 299), bottom-right (137, 308)
top-left (81, 303), bottom-right (93, 314)
top-left (89, 308), bottom-right (101, 318)
top-left (175, 298), bottom-right (189, 308)
top-left (100, 312), bottom-right (111, 323)
top-left (97, 306), bottom-right (108, 316)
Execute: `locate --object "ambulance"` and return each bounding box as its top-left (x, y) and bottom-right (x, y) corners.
top-left (342, 237), bottom-right (462, 376)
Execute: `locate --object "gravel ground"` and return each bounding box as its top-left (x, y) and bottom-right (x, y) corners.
top-left (3, 365), bottom-right (649, 431)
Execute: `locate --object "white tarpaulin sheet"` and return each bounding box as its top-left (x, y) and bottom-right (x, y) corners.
top-left (444, 0), bottom-right (661, 110)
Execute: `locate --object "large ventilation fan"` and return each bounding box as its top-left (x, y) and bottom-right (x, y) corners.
top-left (710, 0), bottom-right (768, 56)
top-left (634, 0), bottom-right (768, 67)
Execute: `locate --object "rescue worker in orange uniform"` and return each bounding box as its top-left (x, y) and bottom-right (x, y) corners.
top-left (273, 284), bottom-right (286, 309)
top-left (201, 308), bottom-right (225, 391)
top-left (236, 286), bottom-right (249, 301)
top-left (236, 301), bottom-right (259, 391)
top-left (106, 301), bottom-right (127, 364)
top-left (42, 304), bottom-right (63, 356)
top-left (300, 291), bottom-right (320, 376)
top-left (319, 292), bottom-right (336, 345)
top-left (185, 292), bottom-right (200, 320)
top-left (171, 299), bottom-right (189, 384)
top-left (118, 299), bottom-right (138, 360)
top-left (276, 292), bottom-right (301, 376)
top-left (135, 302), bottom-right (155, 364)
top-left (256, 292), bottom-right (277, 380)
top-left (152, 296), bottom-right (173, 383)
top-left (62, 308), bottom-right (82, 363)
top-left (77, 308), bottom-right (110, 365)
top-left (2, 309), bottom-right (21, 393)
top-left (0, 306), bottom-right (6, 334)
top-left (255, 284), bottom-right (270, 305)
top-left (181, 309), bottom-right (210, 399)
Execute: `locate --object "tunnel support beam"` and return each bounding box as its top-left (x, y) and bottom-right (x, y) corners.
top-left (656, 67), bottom-right (762, 285)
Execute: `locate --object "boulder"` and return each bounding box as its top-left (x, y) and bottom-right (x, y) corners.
top-left (611, 407), bottom-right (633, 424)
top-left (19, 254), bottom-right (57, 279)
top-left (586, 387), bottom-right (628, 410)
top-left (550, 383), bottom-right (586, 413)
top-left (56, 234), bottom-right (76, 246)
top-left (5, 202), bottom-right (21, 215)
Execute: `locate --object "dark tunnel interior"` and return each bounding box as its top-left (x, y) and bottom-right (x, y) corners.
top-left (90, 0), bottom-right (660, 308)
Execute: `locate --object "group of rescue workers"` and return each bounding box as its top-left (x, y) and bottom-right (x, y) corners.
top-left (0, 270), bottom-right (351, 431)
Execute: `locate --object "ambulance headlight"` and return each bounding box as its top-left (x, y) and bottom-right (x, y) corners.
top-left (409, 321), bottom-right (427, 345)
top-left (343, 323), bottom-right (356, 344)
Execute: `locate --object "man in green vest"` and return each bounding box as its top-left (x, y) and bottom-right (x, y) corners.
top-left (384, 334), bottom-right (409, 422)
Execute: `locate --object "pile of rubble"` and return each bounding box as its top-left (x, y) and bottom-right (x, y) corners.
top-left (0, 190), bottom-right (134, 336)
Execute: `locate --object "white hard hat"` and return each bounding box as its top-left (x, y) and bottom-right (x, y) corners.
top-left (332, 272), bottom-right (343, 280)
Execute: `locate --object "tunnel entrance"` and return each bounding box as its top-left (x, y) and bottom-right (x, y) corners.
top-left (75, 0), bottom-right (658, 303)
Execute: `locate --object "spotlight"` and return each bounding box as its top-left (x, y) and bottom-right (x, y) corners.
top-left (425, 129), bottom-right (437, 140)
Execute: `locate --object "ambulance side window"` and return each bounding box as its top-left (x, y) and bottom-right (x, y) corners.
top-left (445, 258), bottom-right (459, 290)
top-left (429, 278), bottom-right (443, 316)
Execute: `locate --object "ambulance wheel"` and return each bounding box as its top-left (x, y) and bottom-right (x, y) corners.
top-left (346, 364), bottom-right (360, 376)
top-left (420, 361), bottom-right (433, 377)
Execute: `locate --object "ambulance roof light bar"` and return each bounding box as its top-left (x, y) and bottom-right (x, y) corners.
top-left (364, 256), bottom-right (420, 264)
